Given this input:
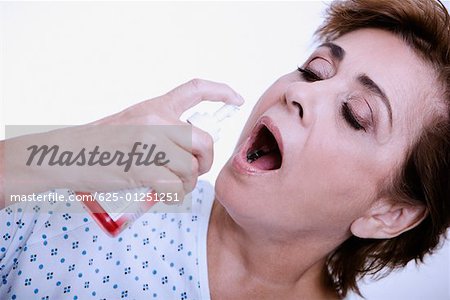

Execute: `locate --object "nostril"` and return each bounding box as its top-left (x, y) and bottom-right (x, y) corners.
top-left (293, 101), bottom-right (304, 118)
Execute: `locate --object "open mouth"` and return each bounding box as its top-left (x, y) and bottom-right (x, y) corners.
top-left (245, 122), bottom-right (282, 171)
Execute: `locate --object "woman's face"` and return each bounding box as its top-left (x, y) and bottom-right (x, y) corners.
top-left (215, 28), bottom-right (439, 241)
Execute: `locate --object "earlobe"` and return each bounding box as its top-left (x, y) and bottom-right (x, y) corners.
top-left (350, 199), bottom-right (427, 239)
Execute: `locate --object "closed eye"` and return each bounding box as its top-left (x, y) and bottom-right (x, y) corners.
top-left (297, 67), bottom-right (322, 82)
top-left (341, 102), bottom-right (365, 131)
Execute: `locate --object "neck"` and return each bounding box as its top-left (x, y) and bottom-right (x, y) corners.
top-left (207, 200), bottom-right (343, 299)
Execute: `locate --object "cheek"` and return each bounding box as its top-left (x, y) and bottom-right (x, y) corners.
top-left (283, 138), bottom-right (384, 223)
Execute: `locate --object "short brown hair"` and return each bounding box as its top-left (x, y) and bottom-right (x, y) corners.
top-left (316, 0), bottom-right (450, 297)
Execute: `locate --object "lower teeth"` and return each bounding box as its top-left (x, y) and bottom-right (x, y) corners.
top-left (247, 149), bottom-right (266, 163)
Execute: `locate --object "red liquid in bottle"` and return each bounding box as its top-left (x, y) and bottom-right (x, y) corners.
top-left (77, 189), bottom-right (157, 237)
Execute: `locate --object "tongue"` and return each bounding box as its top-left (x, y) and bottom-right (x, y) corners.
top-left (251, 151), bottom-right (281, 170)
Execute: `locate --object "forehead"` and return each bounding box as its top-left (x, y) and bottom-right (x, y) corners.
top-left (332, 28), bottom-right (439, 139)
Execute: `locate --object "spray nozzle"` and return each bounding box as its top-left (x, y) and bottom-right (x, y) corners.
top-left (212, 104), bottom-right (240, 122)
top-left (187, 104), bottom-right (240, 142)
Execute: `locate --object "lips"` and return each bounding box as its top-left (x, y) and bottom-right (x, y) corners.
top-left (232, 116), bottom-right (283, 174)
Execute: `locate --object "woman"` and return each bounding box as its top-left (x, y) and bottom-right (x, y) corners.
top-left (1, 0), bottom-right (449, 299)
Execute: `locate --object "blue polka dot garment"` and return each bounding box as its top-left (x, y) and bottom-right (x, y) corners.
top-left (0, 181), bottom-right (214, 300)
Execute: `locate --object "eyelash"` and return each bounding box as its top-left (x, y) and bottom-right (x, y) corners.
top-left (297, 66), bottom-right (322, 82)
top-left (297, 66), bottom-right (366, 132)
top-left (342, 102), bottom-right (366, 131)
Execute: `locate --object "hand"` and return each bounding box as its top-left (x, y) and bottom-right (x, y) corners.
top-left (0, 79), bottom-right (244, 207)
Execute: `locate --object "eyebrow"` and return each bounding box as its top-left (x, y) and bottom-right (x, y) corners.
top-left (357, 74), bottom-right (393, 127)
top-left (320, 42), bottom-right (345, 62)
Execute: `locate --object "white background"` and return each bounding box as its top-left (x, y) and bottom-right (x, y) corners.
top-left (1, 1), bottom-right (449, 299)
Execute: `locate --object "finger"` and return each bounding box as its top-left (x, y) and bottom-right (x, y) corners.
top-left (163, 128), bottom-right (212, 178)
top-left (158, 120), bottom-right (214, 176)
top-left (122, 123), bottom-right (205, 193)
top-left (130, 160), bottom-right (187, 203)
top-left (156, 138), bottom-right (198, 195)
top-left (190, 126), bottom-right (214, 175)
top-left (160, 78), bottom-right (245, 118)
top-left (145, 171), bottom-right (186, 206)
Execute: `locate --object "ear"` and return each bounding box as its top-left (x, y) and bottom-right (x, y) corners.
top-left (350, 198), bottom-right (427, 239)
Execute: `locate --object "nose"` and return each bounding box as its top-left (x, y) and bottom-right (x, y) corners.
top-left (283, 81), bottom-right (319, 127)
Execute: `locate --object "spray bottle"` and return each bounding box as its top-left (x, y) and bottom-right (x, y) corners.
top-left (77, 104), bottom-right (239, 237)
